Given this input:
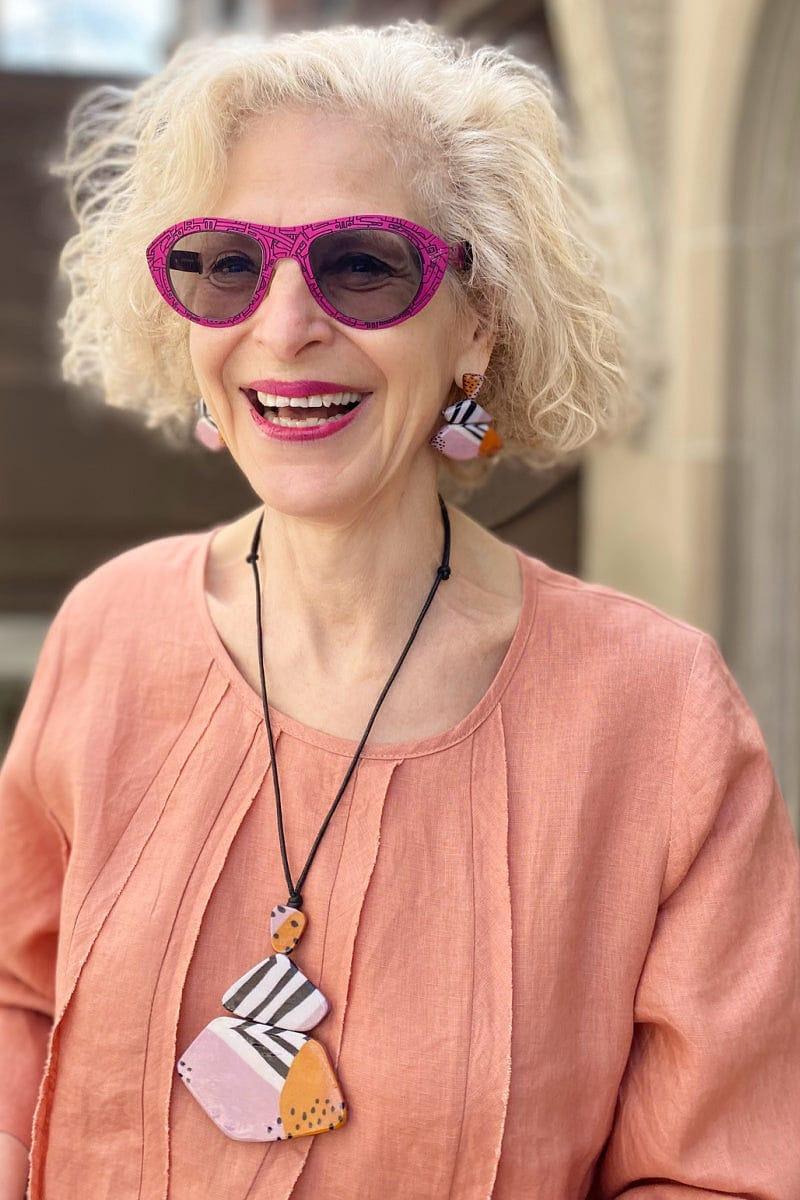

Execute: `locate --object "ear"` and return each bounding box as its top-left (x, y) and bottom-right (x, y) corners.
top-left (455, 315), bottom-right (496, 383)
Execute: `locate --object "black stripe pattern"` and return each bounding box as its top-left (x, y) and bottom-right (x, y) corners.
top-left (221, 952), bottom-right (329, 1032)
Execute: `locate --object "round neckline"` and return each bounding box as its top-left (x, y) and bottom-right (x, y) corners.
top-left (191, 517), bottom-right (539, 759)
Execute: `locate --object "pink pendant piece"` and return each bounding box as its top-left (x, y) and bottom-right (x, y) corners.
top-left (177, 1017), bottom-right (346, 1141)
top-left (176, 901), bottom-right (348, 1142)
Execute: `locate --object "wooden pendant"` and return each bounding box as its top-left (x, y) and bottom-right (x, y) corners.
top-left (176, 903), bottom-right (348, 1141)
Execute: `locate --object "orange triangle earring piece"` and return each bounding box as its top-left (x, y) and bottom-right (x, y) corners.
top-left (429, 372), bottom-right (503, 460)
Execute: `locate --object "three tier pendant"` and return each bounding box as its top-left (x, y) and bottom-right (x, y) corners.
top-left (176, 904), bottom-right (348, 1141)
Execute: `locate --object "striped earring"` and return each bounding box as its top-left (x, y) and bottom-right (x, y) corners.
top-left (429, 373), bottom-right (503, 460)
top-left (194, 396), bottom-right (226, 451)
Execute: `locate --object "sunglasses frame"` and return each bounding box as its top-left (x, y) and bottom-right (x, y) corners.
top-left (145, 213), bottom-right (473, 331)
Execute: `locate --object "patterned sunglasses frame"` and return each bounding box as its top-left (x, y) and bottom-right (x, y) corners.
top-left (145, 213), bottom-right (473, 331)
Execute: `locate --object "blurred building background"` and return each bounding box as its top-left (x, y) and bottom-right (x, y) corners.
top-left (1, 0), bottom-right (798, 835)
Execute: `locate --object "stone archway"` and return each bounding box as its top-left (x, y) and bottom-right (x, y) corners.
top-left (724, 0), bottom-right (800, 827)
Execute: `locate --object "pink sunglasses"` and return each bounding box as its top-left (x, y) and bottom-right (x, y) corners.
top-left (145, 214), bottom-right (472, 331)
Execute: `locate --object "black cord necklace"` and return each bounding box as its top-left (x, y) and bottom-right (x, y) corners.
top-left (175, 493), bottom-right (452, 1144)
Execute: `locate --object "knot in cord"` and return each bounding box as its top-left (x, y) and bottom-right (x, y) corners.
top-left (287, 892), bottom-right (303, 911)
top-left (245, 551), bottom-right (258, 564)
top-left (437, 564), bottom-right (451, 581)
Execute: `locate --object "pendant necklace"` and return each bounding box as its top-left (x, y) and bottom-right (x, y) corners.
top-left (176, 493), bottom-right (453, 1141)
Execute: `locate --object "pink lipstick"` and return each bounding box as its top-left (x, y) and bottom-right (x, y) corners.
top-left (243, 389), bottom-right (373, 442)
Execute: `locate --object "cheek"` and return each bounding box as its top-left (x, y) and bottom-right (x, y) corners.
top-left (373, 322), bottom-right (443, 392)
top-left (370, 325), bottom-right (452, 435)
top-left (189, 326), bottom-right (236, 388)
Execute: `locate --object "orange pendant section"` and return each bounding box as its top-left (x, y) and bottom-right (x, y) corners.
top-left (280, 1039), bottom-right (348, 1139)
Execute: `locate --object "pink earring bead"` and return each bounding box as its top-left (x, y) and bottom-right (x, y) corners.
top-left (194, 415), bottom-right (225, 451)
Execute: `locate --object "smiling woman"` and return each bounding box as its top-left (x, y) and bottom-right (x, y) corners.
top-left (1, 16), bottom-right (799, 1200)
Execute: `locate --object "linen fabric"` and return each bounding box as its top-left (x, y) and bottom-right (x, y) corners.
top-left (1, 522), bottom-right (798, 1199)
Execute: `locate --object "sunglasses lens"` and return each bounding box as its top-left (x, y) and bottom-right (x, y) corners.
top-left (309, 228), bottom-right (423, 324)
top-left (166, 231), bottom-right (262, 322)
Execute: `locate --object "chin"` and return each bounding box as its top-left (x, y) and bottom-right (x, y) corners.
top-left (248, 468), bottom-right (382, 523)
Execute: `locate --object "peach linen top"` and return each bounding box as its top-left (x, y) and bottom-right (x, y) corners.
top-left (1, 521), bottom-right (799, 1200)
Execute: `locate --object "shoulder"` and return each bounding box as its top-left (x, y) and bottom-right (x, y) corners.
top-left (509, 554), bottom-right (762, 838)
top-left (52, 527), bottom-right (210, 692)
top-left (524, 549), bottom-right (709, 657)
top-left (61, 528), bottom-right (206, 631)
top-left (515, 550), bottom-right (715, 712)
top-left (26, 529), bottom-right (216, 817)
top-left (516, 553), bottom-right (774, 807)
top-left (516, 552), bottom-right (770, 764)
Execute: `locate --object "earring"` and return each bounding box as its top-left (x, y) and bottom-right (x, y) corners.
top-left (194, 396), bottom-right (226, 451)
top-left (429, 372), bottom-right (503, 460)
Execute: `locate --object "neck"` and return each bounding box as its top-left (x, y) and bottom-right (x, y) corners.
top-left (246, 471), bottom-right (452, 681)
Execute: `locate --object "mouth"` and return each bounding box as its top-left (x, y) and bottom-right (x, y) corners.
top-left (241, 388), bottom-right (370, 427)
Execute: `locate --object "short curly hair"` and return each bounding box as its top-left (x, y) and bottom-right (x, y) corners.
top-left (48, 18), bottom-right (636, 494)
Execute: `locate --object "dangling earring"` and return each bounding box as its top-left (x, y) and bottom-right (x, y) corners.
top-left (429, 372), bottom-right (503, 461)
top-left (194, 396), bottom-right (226, 451)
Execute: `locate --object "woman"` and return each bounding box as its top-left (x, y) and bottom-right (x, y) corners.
top-left (1, 19), bottom-right (798, 1200)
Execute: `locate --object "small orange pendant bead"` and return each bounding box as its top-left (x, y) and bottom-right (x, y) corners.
top-left (271, 903), bottom-right (307, 953)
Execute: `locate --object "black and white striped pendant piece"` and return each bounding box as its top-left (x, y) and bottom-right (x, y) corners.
top-left (221, 952), bottom-right (329, 1032)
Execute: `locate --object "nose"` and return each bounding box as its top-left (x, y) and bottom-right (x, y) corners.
top-left (237, 255), bottom-right (328, 359)
top-left (243, 252), bottom-right (327, 340)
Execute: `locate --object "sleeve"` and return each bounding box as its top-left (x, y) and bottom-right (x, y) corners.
top-left (590, 632), bottom-right (800, 1200)
top-left (0, 593), bottom-right (74, 1151)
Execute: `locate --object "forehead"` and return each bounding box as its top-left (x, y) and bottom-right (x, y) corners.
top-left (214, 108), bottom-right (419, 227)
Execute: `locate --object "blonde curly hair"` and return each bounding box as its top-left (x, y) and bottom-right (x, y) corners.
top-left (48, 18), bottom-right (636, 494)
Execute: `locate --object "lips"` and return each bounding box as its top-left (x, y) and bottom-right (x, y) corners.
top-left (248, 390), bottom-right (372, 442)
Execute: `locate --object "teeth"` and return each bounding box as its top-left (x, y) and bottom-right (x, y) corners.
top-left (265, 414), bottom-right (339, 428)
top-left (255, 391), bottom-right (364, 409)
